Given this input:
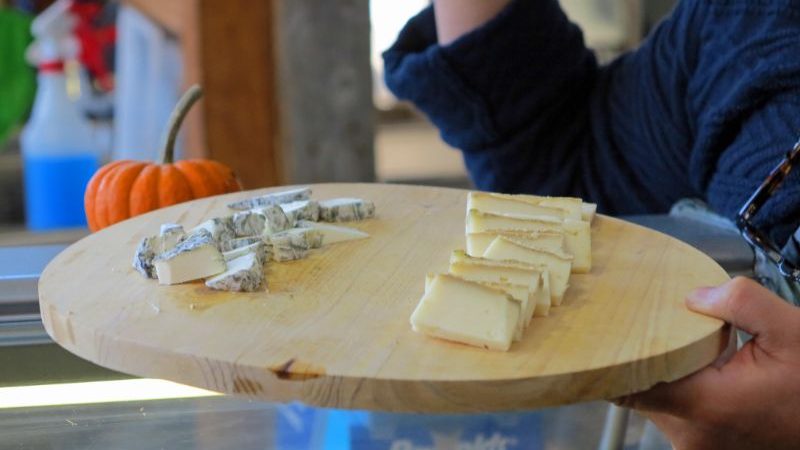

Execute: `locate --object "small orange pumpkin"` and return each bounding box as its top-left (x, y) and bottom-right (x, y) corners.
top-left (84, 85), bottom-right (242, 232)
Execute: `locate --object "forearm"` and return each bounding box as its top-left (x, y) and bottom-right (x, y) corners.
top-left (433, 0), bottom-right (512, 44)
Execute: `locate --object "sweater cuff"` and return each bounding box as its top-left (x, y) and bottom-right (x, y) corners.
top-left (382, 0), bottom-right (595, 151)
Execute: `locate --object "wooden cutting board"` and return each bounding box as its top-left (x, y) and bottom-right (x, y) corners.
top-left (39, 183), bottom-right (729, 413)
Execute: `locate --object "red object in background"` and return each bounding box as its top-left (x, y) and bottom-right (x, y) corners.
top-left (69, 0), bottom-right (115, 91)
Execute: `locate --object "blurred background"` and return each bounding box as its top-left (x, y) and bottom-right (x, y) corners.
top-left (0, 0), bottom-right (677, 240)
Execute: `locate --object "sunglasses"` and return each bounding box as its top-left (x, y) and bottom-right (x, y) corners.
top-left (737, 139), bottom-right (800, 282)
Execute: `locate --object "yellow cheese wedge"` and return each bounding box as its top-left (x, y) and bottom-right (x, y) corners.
top-left (425, 274), bottom-right (527, 341)
top-left (449, 250), bottom-right (551, 317)
top-left (411, 273), bottom-right (520, 351)
top-left (466, 230), bottom-right (564, 257)
top-left (483, 236), bottom-right (572, 306)
top-left (466, 210), bottom-right (591, 273)
top-left (467, 192), bottom-right (565, 220)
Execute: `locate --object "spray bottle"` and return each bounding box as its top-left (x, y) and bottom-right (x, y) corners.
top-left (20, 0), bottom-right (102, 230)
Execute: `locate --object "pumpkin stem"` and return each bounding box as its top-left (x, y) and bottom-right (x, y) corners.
top-left (158, 85), bottom-right (204, 164)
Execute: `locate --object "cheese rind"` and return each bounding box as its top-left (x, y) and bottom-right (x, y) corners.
top-left (154, 230), bottom-right (226, 285)
top-left (411, 274), bottom-right (519, 352)
top-left (205, 252), bottom-right (264, 292)
top-left (220, 236), bottom-right (262, 252)
top-left (296, 220), bottom-right (369, 245)
top-left (227, 187), bottom-right (311, 211)
top-left (466, 230), bottom-right (563, 257)
top-left (483, 237), bottom-right (571, 306)
top-left (159, 223), bottom-right (185, 253)
top-left (319, 198), bottom-right (375, 222)
top-left (132, 236), bottom-right (160, 279)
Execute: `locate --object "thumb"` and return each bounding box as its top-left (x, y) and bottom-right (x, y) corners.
top-left (686, 277), bottom-right (798, 351)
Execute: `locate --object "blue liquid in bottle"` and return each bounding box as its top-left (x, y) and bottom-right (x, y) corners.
top-left (23, 152), bottom-right (98, 230)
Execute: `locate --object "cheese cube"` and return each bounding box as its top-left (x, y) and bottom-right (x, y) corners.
top-left (483, 237), bottom-right (572, 306)
top-left (411, 274), bottom-right (519, 351)
top-left (205, 252), bottom-right (264, 292)
top-left (319, 198), bottom-right (375, 222)
top-left (281, 200), bottom-right (320, 224)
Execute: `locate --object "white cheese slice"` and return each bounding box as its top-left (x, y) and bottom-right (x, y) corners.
top-left (467, 192), bottom-right (565, 220)
top-left (466, 210), bottom-right (591, 273)
top-left (319, 198), bottom-right (375, 222)
top-left (227, 187), bottom-right (311, 211)
top-left (483, 236), bottom-right (571, 306)
top-left (223, 241), bottom-right (269, 266)
top-left (296, 220), bottom-right (369, 245)
top-left (205, 252), bottom-right (264, 292)
top-left (154, 230), bottom-right (226, 285)
top-left (411, 273), bottom-right (519, 352)
top-left (466, 230), bottom-right (563, 257)
top-left (509, 195), bottom-right (583, 221)
top-left (425, 273), bottom-right (526, 341)
top-left (281, 200), bottom-right (320, 224)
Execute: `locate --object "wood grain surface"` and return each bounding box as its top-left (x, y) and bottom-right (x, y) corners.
top-left (39, 183), bottom-right (729, 412)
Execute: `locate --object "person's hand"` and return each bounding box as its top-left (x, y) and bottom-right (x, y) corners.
top-left (619, 277), bottom-right (800, 450)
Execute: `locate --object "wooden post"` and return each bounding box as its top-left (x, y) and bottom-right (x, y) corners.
top-left (274, 0), bottom-right (376, 183)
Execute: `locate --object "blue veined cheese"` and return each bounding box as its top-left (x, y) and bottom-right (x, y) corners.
top-left (223, 241), bottom-right (270, 266)
top-left (296, 220), bottom-right (369, 245)
top-left (319, 198), bottom-right (375, 222)
top-left (154, 229), bottom-right (226, 285)
top-left (258, 205), bottom-right (292, 235)
top-left (232, 210), bottom-right (266, 237)
top-left (133, 235), bottom-right (160, 279)
top-left (281, 200), bottom-right (320, 224)
top-left (159, 223), bottom-right (185, 253)
top-left (220, 236), bottom-right (263, 252)
top-left (205, 252), bottom-right (265, 292)
top-left (190, 216), bottom-right (236, 250)
top-left (268, 228), bottom-right (322, 261)
top-left (227, 187), bottom-right (311, 211)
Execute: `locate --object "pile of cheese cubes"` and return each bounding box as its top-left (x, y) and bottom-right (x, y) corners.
top-left (410, 192), bottom-right (596, 351)
top-left (132, 187), bottom-right (374, 292)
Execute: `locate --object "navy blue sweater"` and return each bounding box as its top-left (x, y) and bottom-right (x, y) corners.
top-left (383, 0), bottom-right (800, 243)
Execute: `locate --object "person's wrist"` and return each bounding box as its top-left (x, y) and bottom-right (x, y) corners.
top-left (433, 0), bottom-right (512, 45)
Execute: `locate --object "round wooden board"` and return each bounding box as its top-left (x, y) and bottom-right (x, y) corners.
top-left (39, 183), bottom-right (729, 413)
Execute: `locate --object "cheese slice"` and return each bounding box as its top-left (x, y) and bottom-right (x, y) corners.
top-left (411, 273), bottom-right (519, 352)
top-left (466, 230), bottom-right (563, 257)
top-left (425, 273), bottom-right (526, 341)
top-left (205, 252), bottom-right (265, 292)
top-left (467, 192), bottom-right (565, 220)
top-left (467, 210), bottom-right (591, 273)
top-left (319, 198), bottom-right (375, 222)
top-left (448, 250), bottom-right (551, 318)
top-left (227, 187), bottom-right (311, 211)
top-left (132, 235), bottom-right (160, 279)
top-left (296, 220), bottom-right (369, 245)
top-left (483, 237), bottom-right (571, 306)
top-left (154, 230), bottom-right (226, 285)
